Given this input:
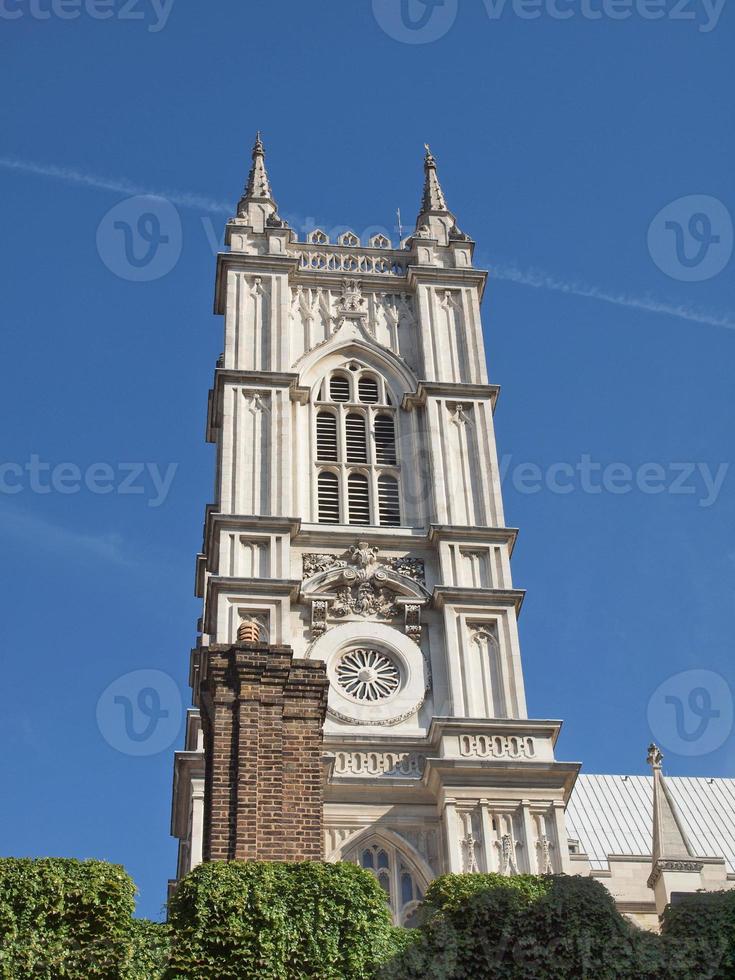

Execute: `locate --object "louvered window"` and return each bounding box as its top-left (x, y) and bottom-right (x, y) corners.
top-left (358, 376), bottom-right (379, 403)
top-left (345, 413), bottom-right (367, 463)
top-left (316, 412), bottom-right (338, 461)
top-left (374, 414), bottom-right (396, 465)
top-left (315, 368), bottom-right (403, 527)
top-left (330, 375), bottom-right (350, 402)
top-left (318, 471), bottom-right (340, 524)
top-left (348, 473), bottom-right (370, 525)
top-left (378, 475), bottom-right (401, 527)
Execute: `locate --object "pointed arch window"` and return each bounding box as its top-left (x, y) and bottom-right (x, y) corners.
top-left (374, 414), bottom-right (396, 465)
top-left (352, 839), bottom-right (425, 925)
top-left (358, 375), bottom-right (379, 403)
top-left (317, 471), bottom-right (340, 524)
top-left (378, 475), bottom-right (401, 527)
top-left (348, 473), bottom-right (370, 525)
top-left (314, 366), bottom-right (402, 526)
top-left (329, 374), bottom-right (350, 402)
top-left (345, 413), bottom-right (368, 463)
top-left (316, 412), bottom-right (338, 461)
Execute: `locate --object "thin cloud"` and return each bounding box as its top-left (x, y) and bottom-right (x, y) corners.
top-left (485, 260), bottom-right (735, 330)
top-left (1, 155), bottom-right (733, 329)
top-left (0, 505), bottom-right (134, 567)
top-left (0, 155), bottom-right (232, 215)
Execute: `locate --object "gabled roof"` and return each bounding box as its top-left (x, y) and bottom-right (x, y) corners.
top-left (566, 774), bottom-right (735, 872)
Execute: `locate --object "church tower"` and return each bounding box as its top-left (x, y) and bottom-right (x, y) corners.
top-left (171, 138), bottom-right (580, 924)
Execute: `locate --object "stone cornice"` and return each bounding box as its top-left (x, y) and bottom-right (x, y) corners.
top-left (214, 251), bottom-right (299, 314)
top-left (423, 757), bottom-right (580, 800)
top-left (432, 586), bottom-right (526, 614)
top-left (203, 577), bottom-right (301, 634)
top-left (426, 716), bottom-right (564, 748)
top-left (206, 369), bottom-right (304, 438)
top-left (428, 524), bottom-right (518, 555)
top-left (406, 265), bottom-right (488, 298)
top-left (197, 514), bottom-right (301, 595)
top-left (402, 381), bottom-right (500, 412)
top-left (647, 859), bottom-right (705, 889)
top-left (294, 524), bottom-right (430, 549)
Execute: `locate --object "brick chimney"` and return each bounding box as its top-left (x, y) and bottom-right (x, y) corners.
top-left (199, 641), bottom-right (329, 863)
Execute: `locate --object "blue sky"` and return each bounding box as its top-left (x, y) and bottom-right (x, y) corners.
top-left (1, 0), bottom-right (732, 920)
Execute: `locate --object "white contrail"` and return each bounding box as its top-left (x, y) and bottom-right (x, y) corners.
top-left (0, 155), bottom-right (232, 214)
top-left (485, 260), bottom-right (735, 330)
top-left (2, 155), bottom-right (732, 329)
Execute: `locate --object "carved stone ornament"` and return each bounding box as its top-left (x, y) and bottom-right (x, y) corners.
top-left (338, 278), bottom-right (366, 314)
top-left (499, 831), bottom-right (518, 876)
top-left (302, 543), bottom-right (426, 639)
top-left (648, 860), bottom-right (704, 889)
top-left (462, 832), bottom-right (479, 874)
top-left (537, 834), bottom-right (553, 875)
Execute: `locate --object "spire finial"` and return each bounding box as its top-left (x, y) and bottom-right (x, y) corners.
top-left (419, 142), bottom-right (448, 214)
top-left (236, 131), bottom-right (278, 218)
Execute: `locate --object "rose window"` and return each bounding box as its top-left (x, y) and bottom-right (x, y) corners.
top-left (336, 648), bottom-right (400, 702)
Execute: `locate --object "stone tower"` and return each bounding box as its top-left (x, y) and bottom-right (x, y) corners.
top-left (171, 137), bottom-right (579, 924)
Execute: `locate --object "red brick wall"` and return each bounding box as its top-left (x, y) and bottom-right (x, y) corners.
top-left (199, 643), bottom-right (329, 862)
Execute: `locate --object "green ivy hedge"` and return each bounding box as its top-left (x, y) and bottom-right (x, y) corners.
top-left (378, 873), bottom-right (687, 980)
top-left (0, 858), bottom-right (136, 979)
top-left (660, 889), bottom-right (735, 979)
top-left (164, 860), bottom-right (400, 979)
top-left (2, 858), bottom-right (734, 979)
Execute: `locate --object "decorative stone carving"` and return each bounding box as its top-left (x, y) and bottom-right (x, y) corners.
top-left (537, 834), bottom-right (553, 875)
top-left (499, 832), bottom-right (518, 876)
top-left (449, 402), bottom-right (471, 427)
top-left (302, 544), bottom-right (426, 637)
top-left (332, 583), bottom-right (399, 620)
top-left (404, 603), bottom-right (422, 644)
top-left (311, 599), bottom-right (328, 638)
top-left (333, 750), bottom-right (426, 778)
top-left (243, 391), bottom-right (270, 416)
top-left (459, 734), bottom-right (536, 760)
top-left (302, 553), bottom-right (347, 578)
top-left (462, 832), bottom-right (480, 874)
top-left (648, 860), bottom-right (704, 889)
top-left (384, 556), bottom-right (425, 585)
top-left (338, 278), bottom-right (366, 314)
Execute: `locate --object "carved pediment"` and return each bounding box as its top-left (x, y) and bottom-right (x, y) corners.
top-left (301, 541), bottom-right (428, 641)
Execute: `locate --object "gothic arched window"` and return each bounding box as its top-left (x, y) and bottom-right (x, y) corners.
top-left (317, 471), bottom-right (340, 524)
top-left (351, 839), bottom-right (425, 926)
top-left (314, 366), bottom-right (401, 527)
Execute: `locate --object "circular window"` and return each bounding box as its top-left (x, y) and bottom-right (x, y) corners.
top-left (336, 648), bottom-right (400, 703)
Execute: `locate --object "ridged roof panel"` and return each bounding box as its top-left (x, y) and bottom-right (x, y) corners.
top-left (566, 774), bottom-right (735, 872)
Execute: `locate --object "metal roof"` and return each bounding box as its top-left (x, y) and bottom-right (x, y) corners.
top-left (566, 774), bottom-right (735, 873)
